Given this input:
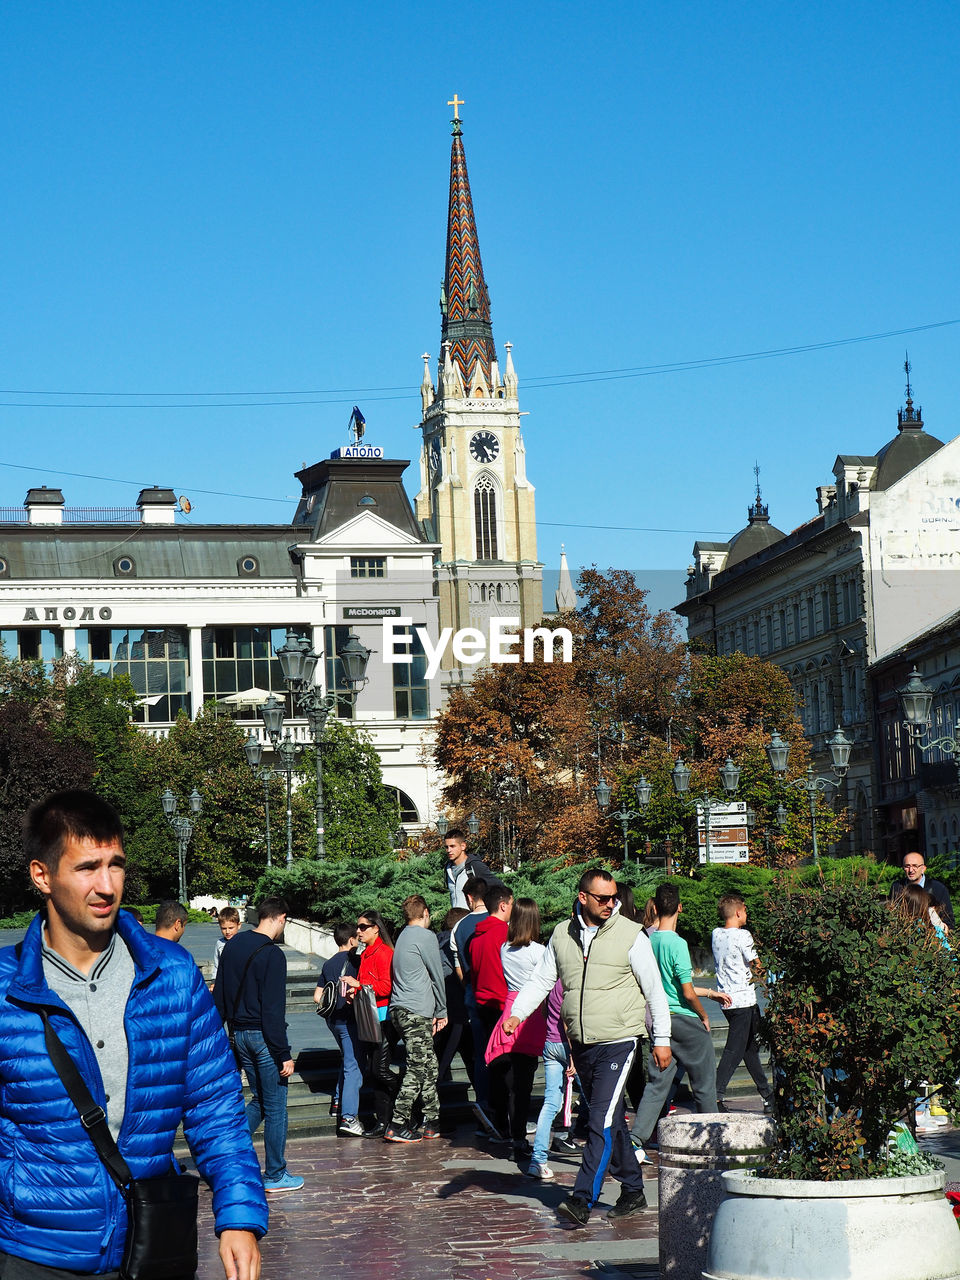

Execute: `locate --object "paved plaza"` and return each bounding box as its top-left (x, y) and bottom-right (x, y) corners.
top-left (190, 1111), bottom-right (960, 1280)
top-left (194, 1124), bottom-right (660, 1280)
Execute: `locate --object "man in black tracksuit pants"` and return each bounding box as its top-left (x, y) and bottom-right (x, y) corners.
top-left (503, 868), bottom-right (671, 1225)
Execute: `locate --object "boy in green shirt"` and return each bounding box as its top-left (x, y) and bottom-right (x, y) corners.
top-left (630, 883), bottom-right (729, 1153)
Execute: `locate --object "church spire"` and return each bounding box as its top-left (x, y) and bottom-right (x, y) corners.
top-left (441, 96), bottom-right (497, 395)
top-left (555, 544), bottom-right (577, 612)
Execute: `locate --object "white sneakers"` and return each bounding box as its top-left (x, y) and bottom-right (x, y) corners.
top-left (525, 1161), bottom-right (555, 1181)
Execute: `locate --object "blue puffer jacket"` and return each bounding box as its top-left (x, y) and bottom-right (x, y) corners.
top-left (0, 910), bottom-right (268, 1272)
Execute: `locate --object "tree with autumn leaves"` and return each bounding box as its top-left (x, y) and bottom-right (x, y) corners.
top-left (433, 567), bottom-right (848, 868)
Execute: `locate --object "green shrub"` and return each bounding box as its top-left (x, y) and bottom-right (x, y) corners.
top-left (757, 878), bottom-right (960, 1179)
top-left (253, 855), bottom-right (663, 938)
top-left (671, 857), bottom-right (903, 950)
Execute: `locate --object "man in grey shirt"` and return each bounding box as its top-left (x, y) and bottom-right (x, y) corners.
top-left (384, 895), bottom-right (447, 1144)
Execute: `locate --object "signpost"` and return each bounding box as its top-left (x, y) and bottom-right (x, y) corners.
top-left (696, 800), bottom-right (749, 864)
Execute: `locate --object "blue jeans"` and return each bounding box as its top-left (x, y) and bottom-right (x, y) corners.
top-left (234, 1028), bottom-right (289, 1181)
top-left (330, 1018), bottom-right (362, 1119)
top-left (532, 1040), bottom-right (568, 1165)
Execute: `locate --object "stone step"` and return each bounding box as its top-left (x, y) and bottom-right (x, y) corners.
top-left (176, 1046), bottom-right (770, 1153)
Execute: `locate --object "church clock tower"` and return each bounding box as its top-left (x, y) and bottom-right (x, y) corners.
top-left (414, 98), bottom-right (542, 682)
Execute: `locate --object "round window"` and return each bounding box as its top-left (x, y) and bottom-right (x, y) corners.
top-left (0, 558), bottom-right (7, 574)
top-left (117, 557), bottom-right (134, 574)
top-left (241, 556), bottom-right (258, 573)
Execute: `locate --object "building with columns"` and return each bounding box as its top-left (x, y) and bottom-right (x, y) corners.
top-left (414, 102), bottom-right (543, 687)
top-left (675, 365), bottom-right (960, 858)
top-left (0, 466), bottom-right (443, 830)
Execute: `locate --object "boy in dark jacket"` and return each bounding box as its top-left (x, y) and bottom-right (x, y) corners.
top-left (317, 921), bottom-right (362, 1135)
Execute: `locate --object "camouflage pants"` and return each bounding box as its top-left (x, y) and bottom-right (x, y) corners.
top-left (390, 1006), bottom-right (439, 1126)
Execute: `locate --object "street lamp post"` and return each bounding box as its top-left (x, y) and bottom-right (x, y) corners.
top-left (258, 695), bottom-right (302, 869)
top-left (243, 731), bottom-right (274, 869)
top-left (670, 756), bottom-right (741, 865)
top-left (766, 727), bottom-right (853, 864)
top-left (160, 787), bottom-right (202, 904)
top-left (898, 667), bottom-right (960, 774)
top-left (594, 775), bottom-right (653, 863)
top-left (275, 630), bottom-right (370, 860)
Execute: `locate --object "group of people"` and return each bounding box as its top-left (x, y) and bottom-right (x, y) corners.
top-left (3, 784), bottom-right (950, 1276)
top-left (315, 828), bottom-right (780, 1228)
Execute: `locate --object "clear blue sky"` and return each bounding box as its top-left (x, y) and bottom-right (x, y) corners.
top-left (2, 2), bottom-right (959, 594)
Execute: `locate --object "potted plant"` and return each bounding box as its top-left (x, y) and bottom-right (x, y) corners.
top-left (705, 876), bottom-right (960, 1280)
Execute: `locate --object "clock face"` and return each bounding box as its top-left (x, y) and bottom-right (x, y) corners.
top-left (470, 430), bottom-right (500, 464)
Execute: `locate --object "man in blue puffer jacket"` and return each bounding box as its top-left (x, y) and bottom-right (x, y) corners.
top-left (0, 789), bottom-right (268, 1278)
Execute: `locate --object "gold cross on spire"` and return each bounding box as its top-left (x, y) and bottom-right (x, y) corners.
top-left (447, 94), bottom-right (465, 120)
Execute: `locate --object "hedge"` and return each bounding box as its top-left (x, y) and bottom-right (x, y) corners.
top-left (252, 854), bottom-right (906, 948)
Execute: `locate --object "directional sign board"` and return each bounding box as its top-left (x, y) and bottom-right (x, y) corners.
top-left (696, 800), bottom-right (750, 864)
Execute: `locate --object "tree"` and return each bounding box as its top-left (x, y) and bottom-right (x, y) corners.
top-left (434, 567), bottom-right (689, 864)
top-left (432, 571), bottom-right (847, 870)
top-left (123, 707), bottom-right (305, 900)
top-left (296, 719), bottom-right (397, 860)
top-left (434, 652), bottom-right (599, 862)
top-left (0, 701), bottom-right (93, 913)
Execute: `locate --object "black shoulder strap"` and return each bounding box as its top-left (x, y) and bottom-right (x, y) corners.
top-left (227, 938), bottom-right (271, 1027)
top-left (39, 1008), bottom-right (131, 1192)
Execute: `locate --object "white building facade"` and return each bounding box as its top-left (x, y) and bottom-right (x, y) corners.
top-left (0, 463), bottom-right (444, 830)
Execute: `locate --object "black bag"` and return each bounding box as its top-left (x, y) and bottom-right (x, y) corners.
top-left (315, 980), bottom-right (337, 1017)
top-left (40, 1010), bottom-right (200, 1280)
top-left (354, 983), bottom-right (382, 1043)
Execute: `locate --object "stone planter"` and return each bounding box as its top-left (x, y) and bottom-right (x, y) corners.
top-left (704, 1167), bottom-right (960, 1280)
top-left (657, 1113), bottom-right (776, 1280)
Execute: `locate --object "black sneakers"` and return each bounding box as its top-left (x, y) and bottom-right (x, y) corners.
top-left (384, 1124), bottom-right (421, 1143)
top-left (607, 1188), bottom-right (647, 1219)
top-left (556, 1196), bottom-right (591, 1226)
top-left (551, 1134), bottom-right (582, 1154)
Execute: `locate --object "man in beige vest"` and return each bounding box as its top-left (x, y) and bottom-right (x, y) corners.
top-left (504, 867), bottom-right (671, 1226)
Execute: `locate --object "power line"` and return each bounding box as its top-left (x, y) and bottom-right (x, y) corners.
top-left (0, 459), bottom-right (733, 534)
top-left (0, 318), bottom-right (955, 408)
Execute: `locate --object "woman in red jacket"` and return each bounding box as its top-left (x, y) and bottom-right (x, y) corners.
top-left (344, 908), bottom-right (397, 1138)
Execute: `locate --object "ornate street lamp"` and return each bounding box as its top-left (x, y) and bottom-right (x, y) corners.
top-left (258, 698), bottom-right (301, 868)
top-left (671, 759), bottom-right (692, 795)
top-left (274, 629), bottom-right (370, 860)
top-left (595, 776), bottom-right (646, 863)
top-left (897, 668), bottom-right (960, 778)
top-left (766, 727), bottom-right (853, 864)
top-left (244, 730), bottom-right (274, 869)
top-left (436, 815), bottom-right (449, 838)
top-left (467, 812), bottom-right (480, 839)
top-left (670, 757), bottom-right (740, 866)
top-left (160, 787), bottom-right (202, 904)
top-left (898, 668), bottom-right (935, 737)
top-left (594, 775), bottom-right (612, 810)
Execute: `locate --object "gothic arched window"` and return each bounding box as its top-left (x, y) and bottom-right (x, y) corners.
top-left (474, 475), bottom-right (498, 560)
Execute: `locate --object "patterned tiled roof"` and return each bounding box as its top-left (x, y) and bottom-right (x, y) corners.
top-left (441, 119), bottom-right (497, 389)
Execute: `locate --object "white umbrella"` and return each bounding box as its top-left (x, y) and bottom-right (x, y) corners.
top-left (216, 687), bottom-right (274, 709)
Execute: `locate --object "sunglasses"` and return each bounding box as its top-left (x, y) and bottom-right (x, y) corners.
top-left (356, 922), bottom-right (374, 932)
top-left (585, 892), bottom-right (617, 906)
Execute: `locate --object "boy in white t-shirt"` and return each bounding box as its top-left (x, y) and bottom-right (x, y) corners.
top-left (711, 893), bottom-right (772, 1111)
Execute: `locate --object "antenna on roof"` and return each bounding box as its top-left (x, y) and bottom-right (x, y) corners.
top-left (178, 496), bottom-right (192, 514)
